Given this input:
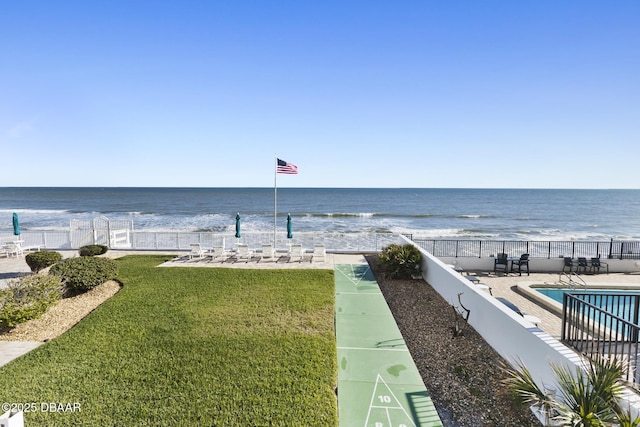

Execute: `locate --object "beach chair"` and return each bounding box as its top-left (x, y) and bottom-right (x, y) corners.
top-left (235, 244), bottom-right (252, 262)
top-left (188, 243), bottom-right (206, 260)
top-left (493, 253), bottom-right (508, 274)
top-left (260, 244), bottom-right (276, 262)
top-left (510, 254), bottom-right (530, 276)
top-left (288, 244), bottom-right (304, 263)
top-left (5, 242), bottom-right (24, 258)
top-left (312, 244), bottom-right (326, 262)
top-left (209, 246), bottom-right (228, 263)
top-left (590, 257), bottom-right (609, 274)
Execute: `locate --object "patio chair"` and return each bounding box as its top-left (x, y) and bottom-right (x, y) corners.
top-left (188, 243), bottom-right (207, 260)
top-left (209, 246), bottom-right (228, 263)
top-left (312, 244), bottom-right (326, 262)
top-left (577, 257), bottom-right (589, 274)
top-left (5, 242), bottom-right (23, 257)
top-left (288, 244), bottom-right (304, 263)
top-left (235, 244), bottom-right (252, 263)
top-left (590, 257), bottom-right (609, 274)
top-left (260, 244), bottom-right (276, 262)
top-left (493, 253), bottom-right (508, 274)
top-left (562, 257), bottom-right (574, 273)
top-left (510, 254), bottom-right (530, 276)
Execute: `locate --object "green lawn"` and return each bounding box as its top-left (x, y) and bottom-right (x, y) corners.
top-left (1, 255), bottom-right (337, 426)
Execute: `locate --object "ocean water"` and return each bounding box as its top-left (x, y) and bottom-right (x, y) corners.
top-left (1, 187), bottom-right (639, 241)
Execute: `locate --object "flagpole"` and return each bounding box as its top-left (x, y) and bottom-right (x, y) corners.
top-left (274, 157), bottom-right (277, 247)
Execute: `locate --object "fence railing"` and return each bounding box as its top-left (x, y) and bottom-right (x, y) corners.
top-left (0, 231), bottom-right (399, 253)
top-left (410, 239), bottom-right (640, 260)
top-left (4, 231), bottom-right (640, 259)
top-left (562, 292), bottom-right (640, 386)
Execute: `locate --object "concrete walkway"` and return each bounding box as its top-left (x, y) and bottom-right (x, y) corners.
top-left (335, 261), bottom-right (443, 426)
top-left (0, 254), bottom-right (44, 367)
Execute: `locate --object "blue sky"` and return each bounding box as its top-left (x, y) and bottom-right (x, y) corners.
top-left (2, 1), bottom-right (638, 188)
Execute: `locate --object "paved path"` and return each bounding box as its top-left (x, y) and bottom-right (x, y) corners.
top-left (335, 262), bottom-right (443, 426)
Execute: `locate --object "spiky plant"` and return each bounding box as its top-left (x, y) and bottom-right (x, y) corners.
top-left (503, 355), bottom-right (638, 427)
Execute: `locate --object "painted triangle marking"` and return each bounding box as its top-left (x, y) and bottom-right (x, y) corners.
top-left (337, 264), bottom-right (370, 287)
top-left (364, 374), bottom-right (417, 427)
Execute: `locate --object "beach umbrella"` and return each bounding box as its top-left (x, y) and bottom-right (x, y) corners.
top-left (286, 213), bottom-right (293, 239)
top-left (235, 213), bottom-right (241, 238)
top-left (12, 212), bottom-right (20, 238)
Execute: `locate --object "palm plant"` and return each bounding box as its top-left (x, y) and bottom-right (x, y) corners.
top-left (503, 354), bottom-right (639, 427)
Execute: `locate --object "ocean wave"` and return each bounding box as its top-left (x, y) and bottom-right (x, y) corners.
top-left (0, 208), bottom-right (70, 215)
top-left (302, 212), bottom-right (496, 219)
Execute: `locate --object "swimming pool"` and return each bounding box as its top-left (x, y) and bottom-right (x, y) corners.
top-left (535, 288), bottom-right (640, 325)
top-left (517, 282), bottom-right (640, 318)
top-left (536, 288), bottom-right (640, 304)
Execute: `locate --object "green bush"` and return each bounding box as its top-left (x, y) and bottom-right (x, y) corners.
top-left (378, 243), bottom-right (423, 279)
top-left (79, 244), bottom-right (109, 257)
top-left (25, 250), bottom-right (63, 273)
top-left (50, 257), bottom-right (118, 291)
top-left (0, 274), bottom-right (64, 328)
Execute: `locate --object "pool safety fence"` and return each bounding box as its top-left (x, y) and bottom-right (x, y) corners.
top-left (562, 292), bottom-right (640, 386)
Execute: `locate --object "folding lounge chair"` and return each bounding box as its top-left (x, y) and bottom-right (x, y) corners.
top-left (235, 244), bottom-right (252, 262)
top-left (188, 243), bottom-right (207, 260)
top-left (312, 244), bottom-right (326, 262)
top-left (209, 246), bottom-right (228, 262)
top-left (288, 244), bottom-right (304, 263)
top-left (260, 244), bottom-right (276, 262)
top-left (5, 242), bottom-right (23, 258)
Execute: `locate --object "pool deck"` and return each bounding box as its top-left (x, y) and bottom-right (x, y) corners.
top-left (468, 271), bottom-right (640, 338)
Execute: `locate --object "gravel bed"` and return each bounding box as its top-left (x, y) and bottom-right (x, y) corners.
top-left (367, 256), bottom-right (541, 427)
top-left (0, 280), bottom-right (121, 342)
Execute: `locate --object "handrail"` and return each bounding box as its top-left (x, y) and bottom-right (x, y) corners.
top-left (558, 272), bottom-right (588, 291)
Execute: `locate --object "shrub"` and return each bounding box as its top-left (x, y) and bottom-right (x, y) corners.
top-left (50, 257), bottom-right (118, 291)
top-left (25, 250), bottom-right (63, 273)
top-left (378, 243), bottom-right (423, 279)
top-left (79, 244), bottom-right (109, 257)
top-left (0, 274), bottom-right (64, 328)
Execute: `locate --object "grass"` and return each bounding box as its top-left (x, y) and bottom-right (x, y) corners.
top-left (0, 255), bottom-right (338, 426)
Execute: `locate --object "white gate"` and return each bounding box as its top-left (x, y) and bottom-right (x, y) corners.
top-left (69, 216), bottom-right (133, 249)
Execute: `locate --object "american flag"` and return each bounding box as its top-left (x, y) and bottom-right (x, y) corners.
top-left (277, 158), bottom-right (298, 174)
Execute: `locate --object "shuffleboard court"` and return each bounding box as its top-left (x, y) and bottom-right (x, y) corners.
top-left (335, 264), bottom-right (443, 427)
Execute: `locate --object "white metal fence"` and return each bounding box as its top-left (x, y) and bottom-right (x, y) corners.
top-left (0, 230), bottom-right (398, 253)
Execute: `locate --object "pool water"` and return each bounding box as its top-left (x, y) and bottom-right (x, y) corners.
top-left (536, 288), bottom-right (640, 326)
top-left (536, 288), bottom-right (640, 304)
